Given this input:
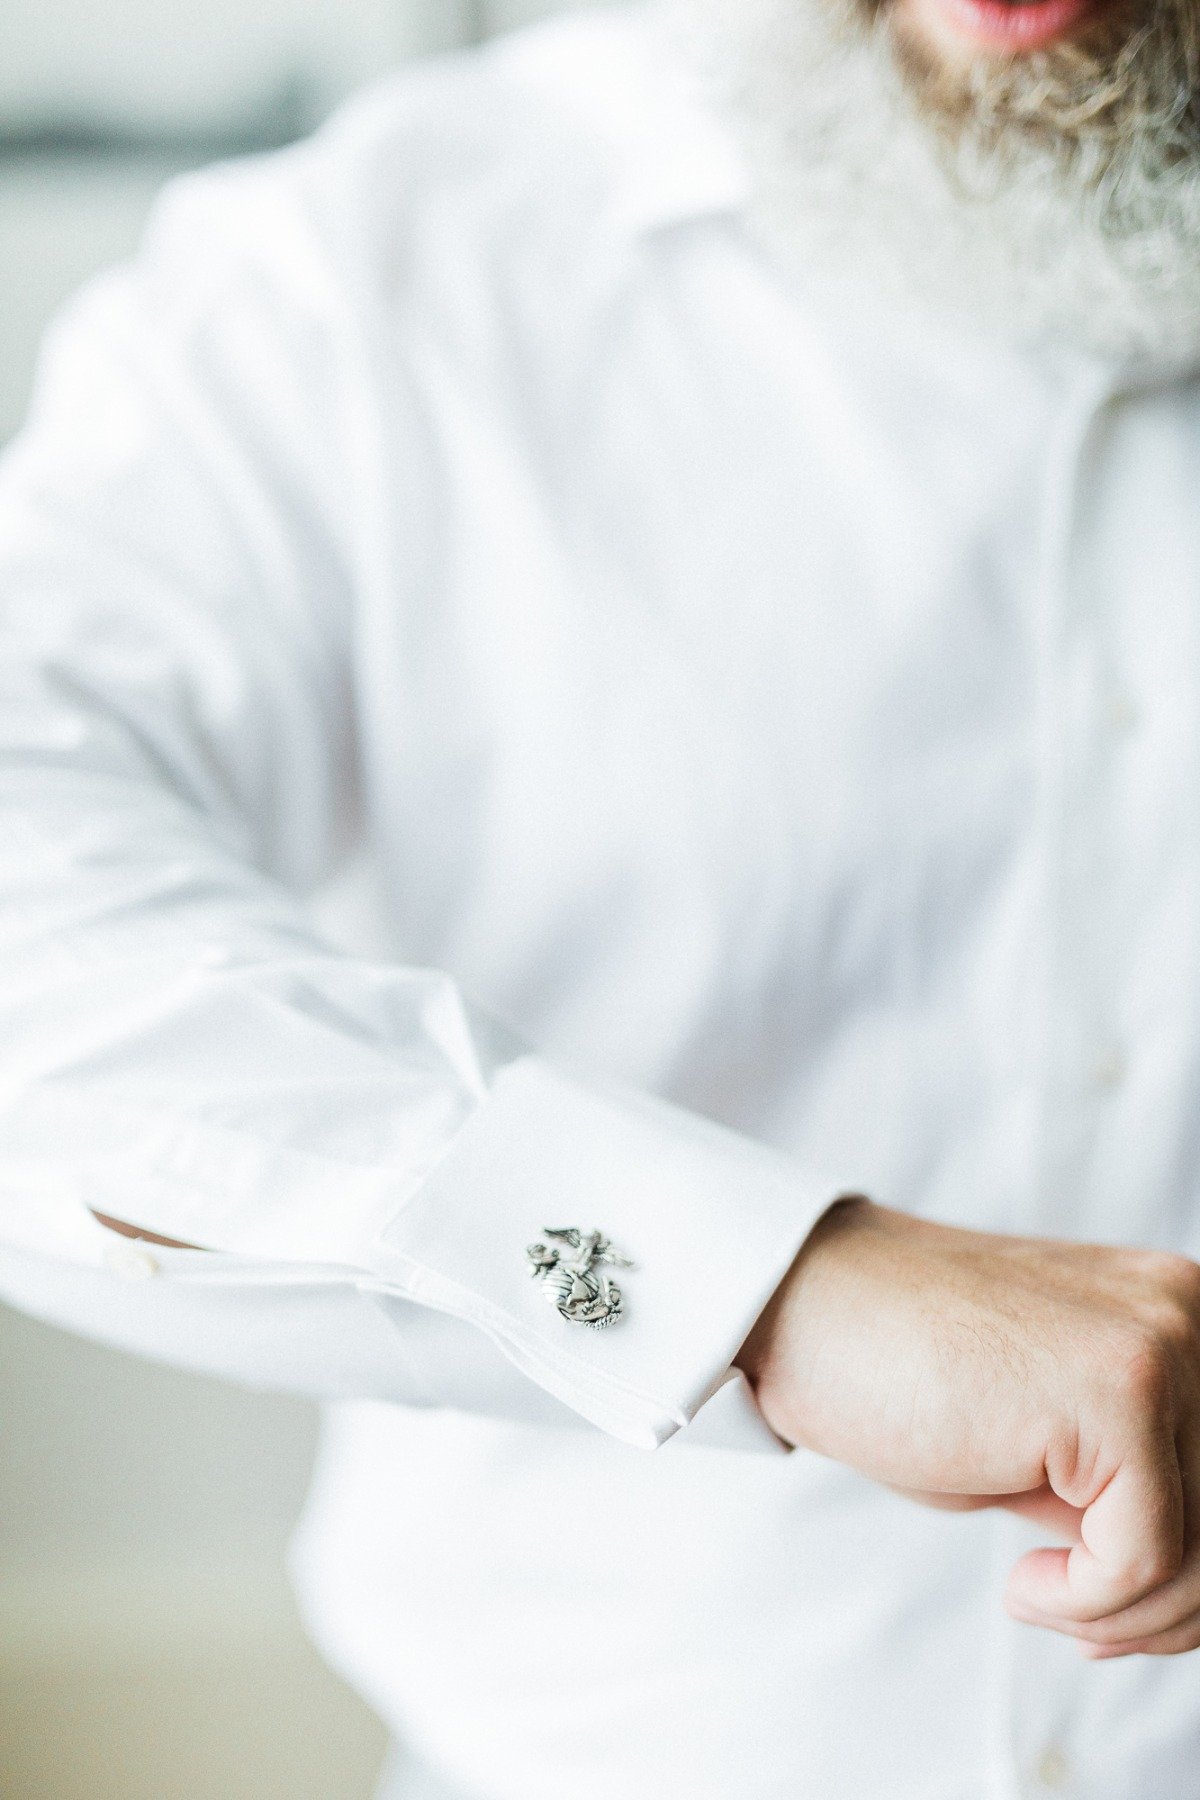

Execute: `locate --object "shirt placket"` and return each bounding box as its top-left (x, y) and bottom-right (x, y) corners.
top-left (1002, 363), bottom-right (1200, 1798)
top-left (981, 361), bottom-right (1121, 1800)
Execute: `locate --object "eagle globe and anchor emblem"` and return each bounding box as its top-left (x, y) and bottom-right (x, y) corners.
top-left (525, 1228), bottom-right (634, 1330)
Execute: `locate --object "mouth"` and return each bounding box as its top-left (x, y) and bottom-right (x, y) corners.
top-left (901, 0), bottom-right (1097, 55)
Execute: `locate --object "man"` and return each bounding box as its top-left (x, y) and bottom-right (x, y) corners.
top-left (2, 0), bottom-right (1200, 1790)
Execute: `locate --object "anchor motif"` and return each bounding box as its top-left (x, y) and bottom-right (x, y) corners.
top-left (525, 1227), bottom-right (634, 1331)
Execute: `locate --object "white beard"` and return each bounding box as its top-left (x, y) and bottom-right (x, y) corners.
top-left (679, 0), bottom-right (1200, 361)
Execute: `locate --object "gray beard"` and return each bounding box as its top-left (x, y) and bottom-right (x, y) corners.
top-left (679, 0), bottom-right (1200, 361)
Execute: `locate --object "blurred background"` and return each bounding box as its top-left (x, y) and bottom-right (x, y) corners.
top-left (0, 4), bottom-right (587, 1796)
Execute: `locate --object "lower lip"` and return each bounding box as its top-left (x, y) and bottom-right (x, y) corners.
top-left (924, 0), bottom-right (1093, 49)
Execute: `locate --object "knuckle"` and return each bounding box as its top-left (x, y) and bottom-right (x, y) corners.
top-left (1110, 1541), bottom-right (1179, 1598)
top-left (1075, 1615), bottom-right (1121, 1645)
top-left (1112, 1332), bottom-right (1178, 1414)
top-left (1133, 1544), bottom-right (1183, 1593)
top-left (1141, 1253), bottom-right (1200, 1329)
top-left (1150, 1304), bottom-right (1195, 1368)
top-left (1172, 1253), bottom-right (1200, 1299)
top-left (1167, 1256), bottom-right (1200, 1327)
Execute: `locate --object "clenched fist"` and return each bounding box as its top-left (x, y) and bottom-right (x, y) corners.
top-left (737, 1198), bottom-right (1200, 1659)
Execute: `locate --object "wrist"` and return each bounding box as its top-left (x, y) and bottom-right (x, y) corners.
top-left (735, 1193), bottom-right (874, 1421)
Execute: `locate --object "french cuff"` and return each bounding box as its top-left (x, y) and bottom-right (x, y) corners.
top-left (675, 1367), bottom-right (793, 1455)
top-left (367, 1055), bottom-right (840, 1451)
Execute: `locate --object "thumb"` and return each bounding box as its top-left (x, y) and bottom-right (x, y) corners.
top-left (1006, 1443), bottom-right (1185, 1623)
top-left (998, 1485), bottom-right (1083, 1542)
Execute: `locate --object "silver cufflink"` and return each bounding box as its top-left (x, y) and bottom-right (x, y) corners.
top-left (526, 1227), bottom-right (633, 1331)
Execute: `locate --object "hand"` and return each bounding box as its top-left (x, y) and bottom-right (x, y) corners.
top-left (737, 1198), bottom-right (1200, 1658)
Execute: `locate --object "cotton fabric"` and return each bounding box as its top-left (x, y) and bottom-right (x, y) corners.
top-left (2, 6), bottom-right (1200, 1795)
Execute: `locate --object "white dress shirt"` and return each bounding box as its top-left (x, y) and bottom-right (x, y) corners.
top-left (2, 6), bottom-right (1200, 1796)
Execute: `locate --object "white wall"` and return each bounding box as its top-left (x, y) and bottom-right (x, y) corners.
top-left (0, 0), bottom-right (583, 444)
top-left (0, 4), bottom-right (594, 1794)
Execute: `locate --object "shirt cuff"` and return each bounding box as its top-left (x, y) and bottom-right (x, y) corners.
top-left (677, 1368), bottom-right (793, 1454)
top-left (367, 1055), bottom-right (840, 1449)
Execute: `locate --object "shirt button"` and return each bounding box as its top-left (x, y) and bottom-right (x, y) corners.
top-left (1090, 1045), bottom-right (1127, 1093)
top-left (1035, 1745), bottom-right (1069, 1789)
top-left (1103, 691), bottom-right (1141, 734)
top-left (103, 1241), bottom-right (160, 1282)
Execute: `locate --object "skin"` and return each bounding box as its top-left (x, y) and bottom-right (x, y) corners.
top-left (711, 0), bottom-right (1200, 1668)
top-left (100, 1188), bottom-right (1200, 1665)
top-left (893, 0), bottom-right (1089, 63)
top-left (93, 1213), bottom-right (197, 1250)
top-left (738, 1198), bottom-right (1200, 1659)
top-left (98, 0), bottom-right (1187, 1672)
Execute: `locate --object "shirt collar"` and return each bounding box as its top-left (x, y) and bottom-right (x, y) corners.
top-left (609, 105), bottom-right (749, 240)
top-left (601, 7), bottom-right (750, 240)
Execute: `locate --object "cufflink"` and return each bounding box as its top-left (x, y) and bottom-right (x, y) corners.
top-left (526, 1228), bottom-right (633, 1331)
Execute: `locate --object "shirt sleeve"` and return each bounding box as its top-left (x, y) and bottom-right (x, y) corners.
top-left (0, 164), bottom-right (839, 1453)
